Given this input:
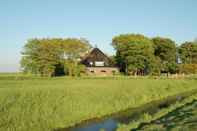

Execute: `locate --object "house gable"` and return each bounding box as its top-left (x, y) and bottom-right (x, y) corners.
top-left (81, 48), bottom-right (113, 67)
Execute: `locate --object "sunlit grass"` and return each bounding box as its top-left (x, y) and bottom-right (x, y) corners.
top-left (0, 75), bottom-right (196, 131)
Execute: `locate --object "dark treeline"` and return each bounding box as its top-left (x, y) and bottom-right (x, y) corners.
top-left (21, 34), bottom-right (197, 76)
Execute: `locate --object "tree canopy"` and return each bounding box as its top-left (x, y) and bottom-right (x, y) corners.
top-left (112, 34), bottom-right (180, 75)
top-left (21, 38), bottom-right (91, 76)
top-left (152, 37), bottom-right (177, 73)
top-left (179, 41), bottom-right (197, 64)
top-left (112, 34), bottom-right (155, 75)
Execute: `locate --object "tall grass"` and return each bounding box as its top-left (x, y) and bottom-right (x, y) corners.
top-left (0, 76), bottom-right (196, 131)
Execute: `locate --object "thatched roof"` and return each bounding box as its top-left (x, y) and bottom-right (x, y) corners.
top-left (81, 48), bottom-right (113, 67)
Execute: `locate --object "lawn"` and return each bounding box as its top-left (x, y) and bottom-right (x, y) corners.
top-left (0, 75), bottom-right (197, 131)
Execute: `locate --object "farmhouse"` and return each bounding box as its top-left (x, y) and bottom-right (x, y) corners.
top-left (81, 48), bottom-right (119, 76)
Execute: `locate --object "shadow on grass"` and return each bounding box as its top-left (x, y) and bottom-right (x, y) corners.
top-left (134, 100), bottom-right (197, 131)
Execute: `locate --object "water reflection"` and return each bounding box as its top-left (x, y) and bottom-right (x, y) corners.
top-left (56, 89), bottom-right (197, 131)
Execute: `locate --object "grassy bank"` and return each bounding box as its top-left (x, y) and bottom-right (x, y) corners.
top-left (0, 76), bottom-right (197, 131)
top-left (117, 92), bottom-right (197, 131)
top-left (139, 98), bottom-right (197, 131)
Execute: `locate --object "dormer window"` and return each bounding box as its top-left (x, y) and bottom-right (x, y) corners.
top-left (95, 61), bottom-right (104, 66)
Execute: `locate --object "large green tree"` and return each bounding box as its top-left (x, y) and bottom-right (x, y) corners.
top-left (152, 37), bottom-right (177, 74)
top-left (179, 41), bottom-right (197, 64)
top-left (21, 38), bottom-right (91, 77)
top-left (112, 34), bottom-right (155, 75)
top-left (62, 38), bottom-right (91, 76)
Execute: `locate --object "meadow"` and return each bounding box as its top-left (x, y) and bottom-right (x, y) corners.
top-left (0, 74), bottom-right (197, 131)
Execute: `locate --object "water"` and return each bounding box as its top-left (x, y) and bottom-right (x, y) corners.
top-left (70, 119), bottom-right (118, 131)
top-left (56, 89), bottom-right (197, 131)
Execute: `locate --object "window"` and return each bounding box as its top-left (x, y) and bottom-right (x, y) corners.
top-left (95, 61), bottom-right (104, 66)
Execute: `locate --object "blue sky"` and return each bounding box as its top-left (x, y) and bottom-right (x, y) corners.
top-left (0, 0), bottom-right (197, 72)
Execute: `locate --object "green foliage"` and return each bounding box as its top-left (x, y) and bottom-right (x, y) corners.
top-left (150, 56), bottom-right (162, 76)
top-left (152, 37), bottom-right (177, 73)
top-left (21, 38), bottom-right (91, 77)
top-left (0, 76), bottom-right (197, 131)
top-left (64, 60), bottom-right (86, 76)
top-left (179, 41), bottom-right (197, 64)
top-left (112, 35), bottom-right (179, 75)
top-left (112, 34), bottom-right (155, 75)
top-left (178, 64), bottom-right (197, 74)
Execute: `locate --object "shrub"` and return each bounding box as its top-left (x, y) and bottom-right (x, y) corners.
top-left (178, 64), bottom-right (197, 74)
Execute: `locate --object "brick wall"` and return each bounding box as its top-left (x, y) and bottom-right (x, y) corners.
top-left (86, 67), bottom-right (119, 76)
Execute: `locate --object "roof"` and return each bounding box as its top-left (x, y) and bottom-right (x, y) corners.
top-left (81, 48), bottom-right (113, 67)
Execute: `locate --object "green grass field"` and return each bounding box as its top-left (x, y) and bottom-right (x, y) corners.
top-left (0, 74), bottom-right (197, 131)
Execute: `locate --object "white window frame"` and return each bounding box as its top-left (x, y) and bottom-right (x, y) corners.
top-left (95, 61), bottom-right (104, 66)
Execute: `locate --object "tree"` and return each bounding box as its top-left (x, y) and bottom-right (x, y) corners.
top-left (21, 38), bottom-right (91, 77)
top-left (178, 41), bottom-right (197, 64)
top-left (152, 37), bottom-right (177, 74)
top-left (21, 39), bottom-right (63, 76)
top-left (178, 64), bottom-right (197, 74)
top-left (112, 34), bottom-right (155, 75)
top-left (64, 60), bottom-right (86, 76)
top-left (61, 38), bottom-right (92, 76)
